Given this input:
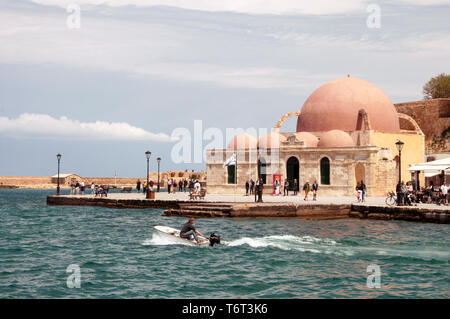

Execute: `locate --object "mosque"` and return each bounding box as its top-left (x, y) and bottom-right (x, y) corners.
top-left (206, 76), bottom-right (425, 196)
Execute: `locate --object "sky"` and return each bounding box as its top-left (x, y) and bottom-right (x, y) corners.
top-left (0, 0), bottom-right (449, 177)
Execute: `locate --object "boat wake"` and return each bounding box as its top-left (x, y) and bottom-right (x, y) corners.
top-left (143, 233), bottom-right (449, 262)
top-left (142, 232), bottom-right (193, 246)
top-left (225, 235), bottom-right (346, 255)
top-left (224, 235), bottom-right (450, 261)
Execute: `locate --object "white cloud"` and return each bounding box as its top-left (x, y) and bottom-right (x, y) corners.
top-left (0, 9), bottom-right (344, 92)
top-left (30, 0), bottom-right (369, 15)
top-left (396, 0), bottom-right (450, 5)
top-left (0, 113), bottom-right (175, 141)
top-left (1, 1), bottom-right (449, 96)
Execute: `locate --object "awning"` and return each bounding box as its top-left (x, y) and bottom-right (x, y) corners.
top-left (408, 165), bottom-right (450, 171)
top-left (424, 172), bottom-right (441, 178)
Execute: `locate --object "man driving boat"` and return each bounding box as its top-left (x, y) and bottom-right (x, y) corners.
top-left (180, 218), bottom-right (207, 243)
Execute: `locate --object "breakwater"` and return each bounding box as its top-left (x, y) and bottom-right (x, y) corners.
top-left (46, 195), bottom-right (449, 223)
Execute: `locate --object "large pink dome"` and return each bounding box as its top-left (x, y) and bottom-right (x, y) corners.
top-left (227, 133), bottom-right (258, 149)
top-left (296, 77), bottom-right (400, 133)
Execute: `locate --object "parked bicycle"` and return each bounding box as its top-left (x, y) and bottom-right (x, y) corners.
top-left (385, 191), bottom-right (396, 206)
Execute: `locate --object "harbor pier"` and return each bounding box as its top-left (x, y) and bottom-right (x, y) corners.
top-left (46, 193), bottom-right (449, 223)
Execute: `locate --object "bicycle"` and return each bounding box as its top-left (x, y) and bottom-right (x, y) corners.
top-left (385, 191), bottom-right (397, 206)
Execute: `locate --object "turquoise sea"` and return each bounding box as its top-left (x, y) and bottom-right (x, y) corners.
top-left (0, 189), bottom-right (448, 298)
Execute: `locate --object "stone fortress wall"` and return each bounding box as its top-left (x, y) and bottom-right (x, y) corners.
top-left (394, 98), bottom-right (450, 152)
top-left (0, 170), bottom-right (206, 189)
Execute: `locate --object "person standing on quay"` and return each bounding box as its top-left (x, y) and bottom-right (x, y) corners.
top-left (91, 182), bottom-right (95, 195)
top-left (70, 180), bottom-right (75, 195)
top-left (172, 179), bottom-right (176, 193)
top-left (136, 179), bottom-right (141, 193)
top-left (303, 181), bottom-right (310, 201)
top-left (274, 178), bottom-right (280, 196)
top-left (312, 180), bottom-right (318, 201)
top-left (80, 181), bottom-right (85, 195)
top-left (75, 181), bottom-right (80, 195)
top-left (293, 179), bottom-right (298, 196)
top-left (360, 180), bottom-right (366, 202)
top-left (245, 180), bottom-right (249, 196)
top-left (284, 179), bottom-right (289, 196)
top-left (167, 178), bottom-right (172, 194)
top-left (256, 178), bottom-right (264, 202)
top-left (183, 179), bottom-right (188, 192)
top-left (249, 179), bottom-right (254, 195)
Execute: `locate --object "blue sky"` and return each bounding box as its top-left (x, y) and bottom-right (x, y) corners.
top-left (0, 0), bottom-right (449, 177)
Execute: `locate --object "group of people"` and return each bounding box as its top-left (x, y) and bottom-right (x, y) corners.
top-left (394, 180), bottom-right (449, 206)
top-left (243, 178), bottom-right (265, 202)
top-left (167, 178), bottom-right (202, 194)
top-left (301, 181), bottom-right (319, 201)
top-left (136, 179), bottom-right (154, 193)
top-left (136, 178), bottom-right (202, 195)
top-left (356, 180), bottom-right (367, 202)
top-left (244, 178), bottom-right (318, 201)
top-left (69, 180), bottom-right (86, 195)
top-left (70, 180), bottom-right (103, 196)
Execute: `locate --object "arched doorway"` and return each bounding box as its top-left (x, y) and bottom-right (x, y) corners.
top-left (286, 157), bottom-right (299, 190)
top-left (258, 159), bottom-right (267, 184)
top-left (227, 165), bottom-right (236, 184)
top-left (355, 163), bottom-right (365, 188)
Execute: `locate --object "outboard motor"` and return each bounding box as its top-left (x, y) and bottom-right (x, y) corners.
top-left (209, 233), bottom-right (221, 247)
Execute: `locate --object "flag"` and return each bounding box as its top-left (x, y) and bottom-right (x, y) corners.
top-left (223, 153), bottom-right (236, 168)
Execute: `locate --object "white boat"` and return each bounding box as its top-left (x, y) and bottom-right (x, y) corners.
top-left (154, 225), bottom-right (211, 246)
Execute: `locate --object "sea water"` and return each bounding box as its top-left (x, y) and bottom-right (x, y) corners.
top-left (0, 189), bottom-right (448, 298)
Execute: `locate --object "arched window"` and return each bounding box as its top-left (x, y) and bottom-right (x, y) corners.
top-left (320, 157), bottom-right (330, 185)
top-left (227, 165), bottom-right (236, 184)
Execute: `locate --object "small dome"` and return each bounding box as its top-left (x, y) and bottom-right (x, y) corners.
top-left (318, 130), bottom-right (355, 148)
top-left (227, 133), bottom-right (258, 149)
top-left (295, 132), bottom-right (319, 147)
top-left (258, 132), bottom-right (287, 149)
top-left (297, 77), bottom-right (400, 133)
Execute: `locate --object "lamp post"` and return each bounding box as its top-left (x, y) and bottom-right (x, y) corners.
top-left (157, 157), bottom-right (161, 192)
top-left (395, 140), bottom-right (404, 205)
top-left (145, 151), bottom-right (151, 199)
top-left (56, 153), bottom-right (61, 195)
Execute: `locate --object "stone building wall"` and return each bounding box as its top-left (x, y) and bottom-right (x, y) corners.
top-left (394, 98), bottom-right (450, 152)
top-left (206, 147), bottom-right (393, 196)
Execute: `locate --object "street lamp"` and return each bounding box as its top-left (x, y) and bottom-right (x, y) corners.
top-left (56, 153), bottom-right (62, 195)
top-left (395, 140), bottom-right (404, 205)
top-left (145, 151), bottom-right (151, 199)
top-left (157, 157), bottom-right (161, 192)
top-left (395, 140), bottom-right (404, 183)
